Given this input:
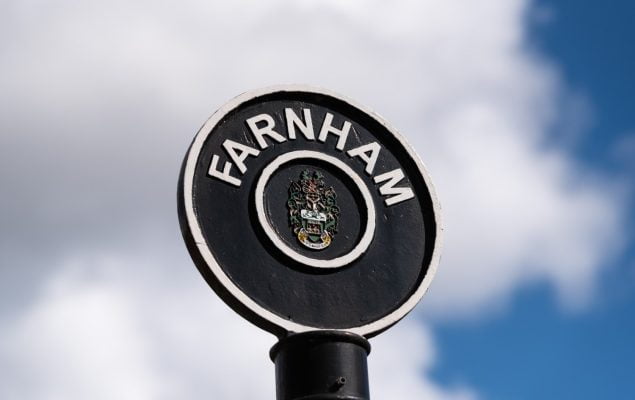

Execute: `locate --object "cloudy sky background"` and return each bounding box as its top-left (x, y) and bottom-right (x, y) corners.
top-left (1, 0), bottom-right (633, 399)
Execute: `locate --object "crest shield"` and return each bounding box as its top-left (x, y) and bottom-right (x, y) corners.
top-left (288, 170), bottom-right (339, 250)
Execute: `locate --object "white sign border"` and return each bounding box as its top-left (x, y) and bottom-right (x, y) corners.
top-left (182, 84), bottom-right (443, 337)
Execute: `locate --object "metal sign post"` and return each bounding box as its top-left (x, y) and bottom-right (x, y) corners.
top-left (271, 331), bottom-right (370, 400)
top-left (178, 86), bottom-right (441, 399)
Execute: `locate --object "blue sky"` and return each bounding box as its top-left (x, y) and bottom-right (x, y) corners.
top-left (433, 1), bottom-right (635, 398)
top-left (532, 0), bottom-right (634, 158)
top-left (0, 1), bottom-right (633, 399)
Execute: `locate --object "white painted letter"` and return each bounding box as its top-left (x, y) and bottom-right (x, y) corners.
top-left (347, 142), bottom-right (381, 175)
top-left (246, 114), bottom-right (286, 149)
top-left (222, 139), bottom-right (260, 174)
top-left (373, 168), bottom-right (414, 206)
top-left (285, 108), bottom-right (314, 140)
top-left (318, 113), bottom-right (351, 151)
top-left (208, 154), bottom-right (241, 187)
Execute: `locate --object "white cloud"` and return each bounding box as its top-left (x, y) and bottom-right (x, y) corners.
top-left (421, 100), bottom-right (625, 315)
top-left (1, 262), bottom-right (165, 400)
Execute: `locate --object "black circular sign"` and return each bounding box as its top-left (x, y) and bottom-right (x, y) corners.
top-left (178, 86), bottom-right (441, 338)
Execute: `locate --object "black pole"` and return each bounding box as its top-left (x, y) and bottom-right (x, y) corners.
top-left (270, 330), bottom-right (371, 400)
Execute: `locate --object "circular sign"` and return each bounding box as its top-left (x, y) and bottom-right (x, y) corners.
top-left (178, 85), bottom-right (441, 338)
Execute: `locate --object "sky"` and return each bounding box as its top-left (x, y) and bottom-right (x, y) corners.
top-left (0, 0), bottom-right (633, 399)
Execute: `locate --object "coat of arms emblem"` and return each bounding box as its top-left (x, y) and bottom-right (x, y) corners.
top-left (288, 170), bottom-right (339, 250)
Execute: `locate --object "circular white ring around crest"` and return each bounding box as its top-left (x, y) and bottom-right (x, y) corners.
top-left (254, 150), bottom-right (376, 269)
